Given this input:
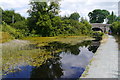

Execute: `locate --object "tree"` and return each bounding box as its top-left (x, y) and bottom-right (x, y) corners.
top-left (2, 10), bottom-right (25, 25)
top-left (116, 16), bottom-right (120, 21)
top-left (88, 9), bottom-right (110, 23)
top-left (27, 1), bottom-right (92, 37)
top-left (107, 11), bottom-right (117, 24)
top-left (69, 12), bottom-right (80, 21)
top-left (27, 1), bottom-right (60, 36)
top-left (110, 21), bottom-right (120, 35)
top-left (0, 7), bottom-right (2, 24)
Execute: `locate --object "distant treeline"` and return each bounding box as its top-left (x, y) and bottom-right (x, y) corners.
top-left (0, 1), bottom-right (92, 38)
top-left (88, 9), bottom-right (120, 35)
top-left (1, 1), bottom-right (120, 39)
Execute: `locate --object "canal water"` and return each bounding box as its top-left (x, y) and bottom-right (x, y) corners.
top-left (2, 40), bottom-right (100, 79)
top-left (2, 35), bottom-right (119, 79)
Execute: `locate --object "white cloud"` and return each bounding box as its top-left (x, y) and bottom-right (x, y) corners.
top-left (59, 0), bottom-right (119, 20)
top-left (0, 0), bottom-right (30, 17)
top-left (0, 0), bottom-right (119, 19)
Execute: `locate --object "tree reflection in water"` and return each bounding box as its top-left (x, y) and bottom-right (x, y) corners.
top-left (2, 40), bottom-right (100, 79)
top-left (30, 40), bottom-right (100, 79)
top-left (30, 56), bottom-right (63, 79)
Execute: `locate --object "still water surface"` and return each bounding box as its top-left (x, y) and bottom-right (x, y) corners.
top-left (2, 40), bottom-right (100, 79)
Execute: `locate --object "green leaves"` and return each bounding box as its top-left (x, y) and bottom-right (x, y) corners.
top-left (27, 1), bottom-right (92, 37)
top-left (2, 10), bottom-right (25, 25)
top-left (69, 12), bottom-right (80, 21)
top-left (88, 9), bottom-right (110, 23)
top-left (107, 11), bottom-right (117, 24)
top-left (110, 21), bottom-right (120, 35)
top-left (28, 1), bottom-right (60, 36)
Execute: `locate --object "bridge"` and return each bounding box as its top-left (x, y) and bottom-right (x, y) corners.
top-left (91, 23), bottom-right (111, 33)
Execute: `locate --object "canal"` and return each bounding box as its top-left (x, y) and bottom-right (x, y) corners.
top-left (2, 35), bottom-right (119, 79)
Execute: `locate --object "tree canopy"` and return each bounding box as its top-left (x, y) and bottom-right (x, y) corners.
top-left (107, 11), bottom-right (117, 24)
top-left (69, 12), bottom-right (80, 21)
top-left (110, 21), bottom-right (120, 35)
top-left (88, 9), bottom-right (110, 23)
top-left (27, 1), bottom-right (60, 36)
top-left (27, 1), bottom-right (93, 37)
top-left (2, 10), bottom-right (25, 25)
top-left (1, 1), bottom-right (94, 38)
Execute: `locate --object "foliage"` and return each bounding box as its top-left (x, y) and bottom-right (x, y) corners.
top-left (27, 1), bottom-right (92, 37)
top-left (1, 21), bottom-right (24, 38)
top-left (1, 1), bottom-right (93, 39)
top-left (69, 12), bottom-right (80, 21)
top-left (110, 21), bottom-right (120, 35)
top-left (10, 20), bottom-right (29, 36)
top-left (116, 16), bottom-right (120, 21)
top-left (27, 1), bottom-right (60, 36)
top-left (107, 11), bottom-right (117, 24)
top-left (2, 10), bottom-right (25, 25)
top-left (88, 9), bottom-right (110, 23)
top-left (10, 20), bottom-right (27, 29)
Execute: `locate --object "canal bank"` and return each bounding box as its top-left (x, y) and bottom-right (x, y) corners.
top-left (81, 35), bottom-right (118, 78)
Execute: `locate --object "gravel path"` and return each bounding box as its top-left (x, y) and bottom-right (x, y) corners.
top-left (81, 35), bottom-right (118, 78)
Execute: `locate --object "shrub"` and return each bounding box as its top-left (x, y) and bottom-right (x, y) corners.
top-left (1, 21), bottom-right (23, 38)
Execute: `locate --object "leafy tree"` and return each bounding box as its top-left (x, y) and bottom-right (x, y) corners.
top-left (110, 21), bottom-right (120, 35)
top-left (11, 20), bottom-right (27, 29)
top-left (88, 9), bottom-right (110, 23)
top-left (0, 8), bottom-right (2, 24)
top-left (69, 12), bottom-right (80, 21)
top-left (107, 11), bottom-right (117, 24)
top-left (2, 10), bottom-right (25, 25)
top-left (50, 16), bottom-right (63, 36)
top-left (10, 20), bottom-right (29, 36)
top-left (27, 1), bottom-right (60, 36)
top-left (116, 16), bottom-right (120, 21)
top-left (27, 1), bottom-right (92, 37)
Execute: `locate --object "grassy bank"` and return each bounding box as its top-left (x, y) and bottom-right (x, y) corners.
top-left (23, 36), bottom-right (94, 47)
top-left (0, 32), bottom-right (14, 43)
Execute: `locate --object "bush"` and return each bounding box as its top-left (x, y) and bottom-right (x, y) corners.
top-left (110, 21), bottom-right (120, 35)
top-left (10, 20), bottom-right (28, 30)
top-left (1, 21), bottom-right (23, 38)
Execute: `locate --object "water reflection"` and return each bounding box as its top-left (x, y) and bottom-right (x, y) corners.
top-left (88, 40), bottom-right (100, 53)
top-left (30, 57), bottom-right (63, 79)
top-left (43, 41), bottom-right (92, 55)
top-left (2, 40), bottom-right (100, 79)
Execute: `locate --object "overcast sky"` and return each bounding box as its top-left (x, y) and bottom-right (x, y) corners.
top-left (0, 0), bottom-right (119, 20)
